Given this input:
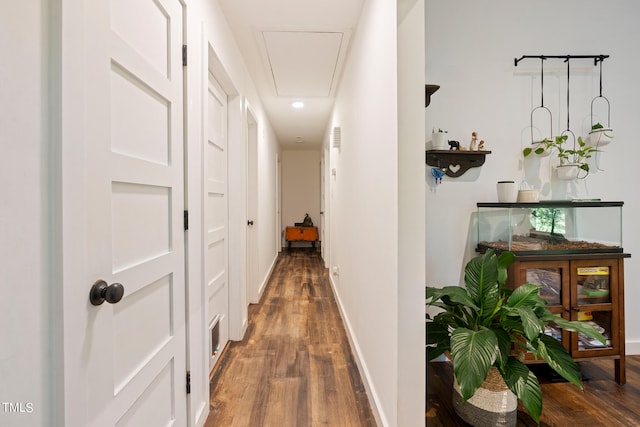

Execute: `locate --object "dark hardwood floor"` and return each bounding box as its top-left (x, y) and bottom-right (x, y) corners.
top-left (205, 248), bottom-right (376, 427)
top-left (427, 355), bottom-right (640, 426)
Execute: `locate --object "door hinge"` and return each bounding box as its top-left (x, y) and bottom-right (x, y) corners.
top-left (184, 210), bottom-right (189, 231)
top-left (182, 45), bottom-right (187, 66)
top-left (186, 370), bottom-right (191, 394)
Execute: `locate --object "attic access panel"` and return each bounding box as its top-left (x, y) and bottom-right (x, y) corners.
top-left (262, 30), bottom-right (344, 97)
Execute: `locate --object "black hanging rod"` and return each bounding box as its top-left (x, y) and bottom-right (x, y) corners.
top-left (514, 54), bottom-right (609, 67)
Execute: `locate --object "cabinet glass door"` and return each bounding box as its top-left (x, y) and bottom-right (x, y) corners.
top-left (526, 267), bottom-right (562, 306)
top-left (571, 260), bottom-right (618, 356)
top-left (512, 261), bottom-right (571, 354)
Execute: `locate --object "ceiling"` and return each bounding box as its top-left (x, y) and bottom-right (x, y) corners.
top-left (217, 0), bottom-right (366, 149)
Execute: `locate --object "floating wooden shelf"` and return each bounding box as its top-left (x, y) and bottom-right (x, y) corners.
top-left (425, 150), bottom-right (491, 178)
top-left (425, 84), bottom-right (440, 107)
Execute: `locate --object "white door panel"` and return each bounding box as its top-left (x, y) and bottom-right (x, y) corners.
top-left (206, 73), bottom-right (229, 371)
top-left (247, 110), bottom-right (258, 303)
top-left (65, 0), bottom-right (187, 425)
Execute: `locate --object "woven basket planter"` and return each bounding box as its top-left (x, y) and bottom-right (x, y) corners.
top-left (452, 366), bottom-right (517, 427)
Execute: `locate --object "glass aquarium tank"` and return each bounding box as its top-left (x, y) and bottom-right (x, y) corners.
top-left (476, 201), bottom-right (623, 255)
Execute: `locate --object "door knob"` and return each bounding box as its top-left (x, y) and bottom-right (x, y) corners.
top-left (247, 220), bottom-right (254, 226)
top-left (90, 280), bottom-right (125, 306)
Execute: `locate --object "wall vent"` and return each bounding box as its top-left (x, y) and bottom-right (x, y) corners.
top-left (332, 126), bottom-right (341, 149)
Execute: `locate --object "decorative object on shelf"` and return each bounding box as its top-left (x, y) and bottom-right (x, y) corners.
top-left (425, 84), bottom-right (440, 108)
top-left (431, 167), bottom-right (445, 184)
top-left (517, 189), bottom-right (540, 202)
top-left (448, 140), bottom-right (460, 150)
top-left (426, 249), bottom-right (606, 426)
top-left (478, 140), bottom-right (485, 150)
top-left (469, 131), bottom-right (478, 151)
top-left (302, 213), bottom-right (313, 227)
top-left (425, 149), bottom-right (491, 178)
top-left (496, 181), bottom-right (518, 203)
top-left (432, 128), bottom-right (448, 149)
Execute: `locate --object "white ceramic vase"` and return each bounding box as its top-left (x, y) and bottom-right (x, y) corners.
top-left (432, 132), bottom-right (448, 150)
top-left (496, 181), bottom-right (518, 203)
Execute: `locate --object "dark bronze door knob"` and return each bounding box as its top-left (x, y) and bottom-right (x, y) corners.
top-left (89, 280), bottom-right (125, 306)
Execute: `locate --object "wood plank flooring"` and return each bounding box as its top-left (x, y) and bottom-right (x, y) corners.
top-left (427, 355), bottom-right (640, 426)
top-left (205, 249), bottom-right (376, 427)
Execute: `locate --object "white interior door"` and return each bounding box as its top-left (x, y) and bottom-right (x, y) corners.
top-left (74, 0), bottom-right (187, 425)
top-left (206, 72), bottom-right (229, 371)
top-left (247, 110), bottom-right (259, 303)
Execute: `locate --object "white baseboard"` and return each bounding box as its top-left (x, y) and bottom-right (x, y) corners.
top-left (626, 340), bottom-right (640, 355)
top-left (328, 274), bottom-right (388, 427)
top-left (254, 253), bottom-right (278, 304)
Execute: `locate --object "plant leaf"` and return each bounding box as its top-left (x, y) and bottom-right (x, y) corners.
top-left (450, 328), bottom-right (498, 400)
top-left (491, 327), bottom-right (513, 370)
top-left (426, 322), bottom-right (449, 346)
top-left (536, 334), bottom-right (583, 389)
top-left (523, 147), bottom-right (533, 156)
top-left (497, 251), bottom-right (515, 285)
top-left (513, 306), bottom-right (545, 342)
top-left (543, 313), bottom-right (606, 344)
top-left (464, 250), bottom-right (500, 323)
top-left (507, 283), bottom-right (546, 309)
top-left (426, 286), bottom-right (478, 310)
top-left (502, 357), bottom-right (542, 424)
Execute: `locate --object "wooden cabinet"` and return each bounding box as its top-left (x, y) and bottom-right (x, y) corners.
top-left (285, 226), bottom-right (318, 249)
top-left (506, 253), bottom-right (629, 384)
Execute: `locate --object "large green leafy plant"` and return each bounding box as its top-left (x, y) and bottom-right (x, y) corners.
top-left (426, 249), bottom-right (605, 424)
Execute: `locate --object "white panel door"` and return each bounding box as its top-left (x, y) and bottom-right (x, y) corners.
top-left (71, 0), bottom-right (187, 425)
top-left (206, 73), bottom-right (229, 371)
top-left (247, 111), bottom-right (259, 303)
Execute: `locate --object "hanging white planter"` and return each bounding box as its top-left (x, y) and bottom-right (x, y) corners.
top-left (586, 128), bottom-right (614, 147)
top-left (556, 163), bottom-right (581, 180)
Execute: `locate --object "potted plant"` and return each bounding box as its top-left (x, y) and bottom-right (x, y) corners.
top-left (432, 128), bottom-right (448, 150)
top-left (586, 122), bottom-right (614, 147)
top-left (523, 137), bottom-right (554, 158)
top-left (523, 135), bottom-right (599, 180)
top-left (426, 249), bottom-right (605, 426)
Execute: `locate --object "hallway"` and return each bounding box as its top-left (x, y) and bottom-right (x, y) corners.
top-left (204, 249), bottom-right (377, 426)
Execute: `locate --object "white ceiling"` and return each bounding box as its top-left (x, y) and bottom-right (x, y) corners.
top-left (217, 0), bottom-right (366, 149)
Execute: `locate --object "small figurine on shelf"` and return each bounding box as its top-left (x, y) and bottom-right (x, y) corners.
top-left (469, 131), bottom-right (478, 151)
top-left (478, 139), bottom-right (485, 151)
top-left (448, 140), bottom-right (460, 150)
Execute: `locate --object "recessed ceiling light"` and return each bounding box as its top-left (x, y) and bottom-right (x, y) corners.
top-left (291, 101), bottom-right (305, 109)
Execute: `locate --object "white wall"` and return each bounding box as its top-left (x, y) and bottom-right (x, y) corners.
top-left (425, 0), bottom-right (640, 353)
top-left (327, 0), bottom-right (424, 425)
top-left (257, 117), bottom-right (280, 290)
top-left (397, 1), bottom-right (425, 425)
top-left (0, 2), bottom-right (52, 426)
top-left (281, 150), bottom-right (321, 242)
